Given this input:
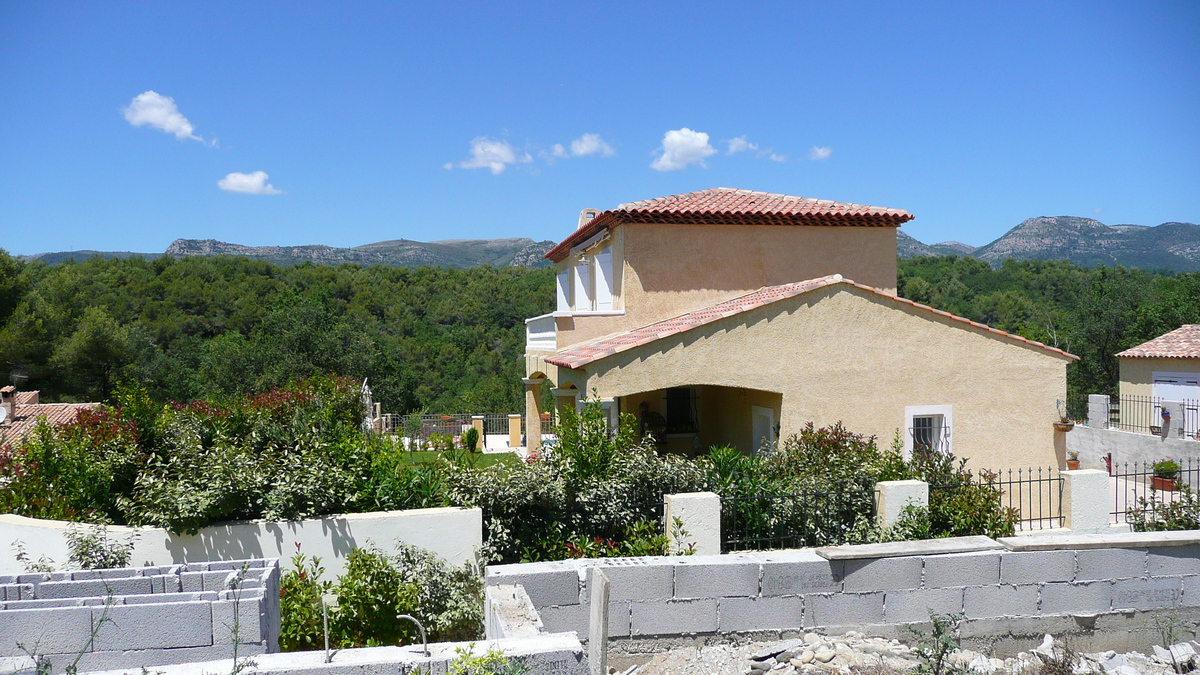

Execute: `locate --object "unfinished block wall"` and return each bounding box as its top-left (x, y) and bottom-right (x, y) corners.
top-left (0, 559), bottom-right (280, 673)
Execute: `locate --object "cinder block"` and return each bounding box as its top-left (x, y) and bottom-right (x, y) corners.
top-left (97, 568), bottom-right (141, 580)
top-left (203, 570), bottom-right (241, 591)
top-left (1076, 548), bottom-right (1146, 581)
top-left (630, 598), bottom-right (717, 636)
top-left (1, 598), bottom-right (84, 609)
top-left (92, 601), bottom-right (214, 650)
top-left (843, 556), bottom-right (922, 592)
top-left (923, 552), bottom-right (1000, 589)
top-left (1112, 577), bottom-right (1180, 610)
top-left (122, 592), bottom-right (217, 605)
top-left (0, 606), bottom-right (93, 658)
top-left (804, 592), bottom-right (885, 628)
top-left (36, 577), bottom-right (153, 599)
top-left (487, 569), bottom-right (581, 607)
top-left (71, 570), bottom-right (102, 581)
top-left (592, 561), bottom-right (675, 603)
top-left (964, 584), bottom-right (1039, 618)
top-left (1040, 581), bottom-right (1112, 615)
top-left (1182, 576), bottom-right (1200, 606)
top-left (718, 595), bottom-right (803, 632)
top-left (760, 551), bottom-right (842, 596)
top-left (884, 587), bottom-right (964, 624)
top-left (205, 559), bottom-right (267, 571)
top-left (16, 573), bottom-right (50, 584)
top-left (674, 556), bottom-right (759, 599)
top-left (537, 601), bottom-right (630, 638)
top-left (1148, 547), bottom-right (1200, 577)
top-left (181, 572), bottom-right (205, 592)
top-left (1001, 550), bottom-right (1075, 585)
top-left (212, 596), bottom-right (267, 644)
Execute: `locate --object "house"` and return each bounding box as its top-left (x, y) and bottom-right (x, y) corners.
top-left (1116, 325), bottom-right (1200, 437)
top-left (522, 188), bottom-right (1077, 470)
top-left (0, 386), bottom-right (100, 447)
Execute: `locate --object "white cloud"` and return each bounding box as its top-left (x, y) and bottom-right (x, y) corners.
top-left (569, 133), bottom-right (615, 157)
top-left (726, 136), bottom-right (758, 154)
top-left (452, 137), bottom-right (531, 174)
top-left (218, 171), bottom-right (284, 195)
top-left (550, 143), bottom-right (569, 159)
top-left (808, 146), bottom-right (833, 161)
top-left (123, 91), bottom-right (207, 143)
top-left (769, 153), bottom-right (787, 162)
top-left (651, 128), bottom-right (716, 171)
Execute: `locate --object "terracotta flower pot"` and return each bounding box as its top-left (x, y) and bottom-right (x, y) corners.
top-left (1066, 460), bottom-right (1080, 470)
top-left (1054, 422), bottom-right (1075, 432)
top-left (1151, 476), bottom-right (1179, 492)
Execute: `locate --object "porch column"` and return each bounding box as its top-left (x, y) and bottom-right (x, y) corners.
top-left (551, 387), bottom-right (580, 419)
top-left (523, 377), bottom-right (545, 450)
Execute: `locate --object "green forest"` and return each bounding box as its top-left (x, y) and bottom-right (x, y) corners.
top-left (2, 250), bottom-right (1199, 412)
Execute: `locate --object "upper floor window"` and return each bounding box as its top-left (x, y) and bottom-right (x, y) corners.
top-left (558, 247), bottom-right (615, 313)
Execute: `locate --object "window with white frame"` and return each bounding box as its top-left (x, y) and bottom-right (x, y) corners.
top-left (556, 267), bottom-right (572, 312)
top-left (904, 405), bottom-right (952, 458)
top-left (573, 256), bottom-right (593, 311)
top-left (594, 247), bottom-right (614, 310)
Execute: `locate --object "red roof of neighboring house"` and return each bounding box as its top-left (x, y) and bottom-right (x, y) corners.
top-left (545, 188), bottom-right (914, 262)
top-left (0, 401), bottom-right (100, 446)
top-left (1117, 325), bottom-right (1200, 359)
top-left (545, 275), bottom-right (1079, 370)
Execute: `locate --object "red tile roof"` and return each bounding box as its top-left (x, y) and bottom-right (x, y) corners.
top-left (545, 275), bottom-right (1078, 369)
top-left (0, 401), bottom-right (100, 446)
top-left (1117, 325), bottom-right (1200, 359)
top-left (546, 188), bottom-right (914, 262)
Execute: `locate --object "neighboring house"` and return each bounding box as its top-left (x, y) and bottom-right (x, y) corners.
top-left (1116, 325), bottom-right (1200, 437)
top-left (0, 386), bottom-right (100, 447)
top-left (522, 188), bottom-right (1078, 470)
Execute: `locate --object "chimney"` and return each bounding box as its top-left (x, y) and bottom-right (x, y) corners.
top-left (577, 208), bottom-right (600, 230)
top-left (0, 386), bottom-right (14, 424)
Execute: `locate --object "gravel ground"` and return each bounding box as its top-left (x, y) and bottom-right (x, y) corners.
top-left (603, 631), bottom-right (1199, 675)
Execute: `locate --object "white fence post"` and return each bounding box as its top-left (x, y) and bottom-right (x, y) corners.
top-left (875, 480), bottom-right (929, 528)
top-left (1062, 469), bottom-right (1110, 533)
top-left (663, 492), bottom-right (721, 555)
top-left (1088, 394), bottom-right (1110, 429)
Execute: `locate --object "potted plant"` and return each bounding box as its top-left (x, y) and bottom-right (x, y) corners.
top-left (1066, 451), bottom-right (1080, 470)
top-left (1053, 400), bottom-right (1074, 432)
top-left (1152, 458), bottom-right (1180, 492)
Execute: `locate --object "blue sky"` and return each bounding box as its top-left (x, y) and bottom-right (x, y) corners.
top-left (1, 1), bottom-right (1197, 256)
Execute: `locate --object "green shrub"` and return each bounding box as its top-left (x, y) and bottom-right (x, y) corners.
top-left (1127, 486), bottom-right (1200, 531)
top-left (330, 547), bottom-right (421, 648)
top-left (279, 549), bottom-right (331, 652)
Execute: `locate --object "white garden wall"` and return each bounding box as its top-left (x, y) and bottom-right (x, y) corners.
top-left (0, 507), bottom-right (482, 579)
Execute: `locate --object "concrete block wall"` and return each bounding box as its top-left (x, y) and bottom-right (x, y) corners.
top-left (0, 559), bottom-right (280, 673)
top-left (486, 540), bottom-right (1200, 639)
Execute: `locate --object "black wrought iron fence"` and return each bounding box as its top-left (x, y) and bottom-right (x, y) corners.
top-left (989, 467), bottom-right (1063, 530)
top-left (1111, 395), bottom-right (1163, 434)
top-left (720, 479), bottom-right (877, 552)
top-left (1110, 459), bottom-right (1200, 524)
top-left (1065, 393), bottom-right (1090, 424)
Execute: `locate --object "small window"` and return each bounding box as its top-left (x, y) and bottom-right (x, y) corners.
top-left (904, 405), bottom-right (953, 458)
top-left (665, 387), bottom-right (698, 433)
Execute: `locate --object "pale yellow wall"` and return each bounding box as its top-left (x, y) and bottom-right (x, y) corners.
top-left (555, 223), bottom-right (898, 350)
top-left (1119, 357), bottom-right (1200, 399)
top-left (616, 385), bottom-right (782, 456)
top-left (559, 284), bottom-right (1071, 471)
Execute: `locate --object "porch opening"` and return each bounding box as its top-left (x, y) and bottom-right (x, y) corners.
top-left (617, 385), bottom-right (782, 457)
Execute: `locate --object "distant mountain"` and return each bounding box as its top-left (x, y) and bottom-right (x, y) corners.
top-left (901, 217), bottom-right (1200, 272)
top-left (29, 238), bottom-right (557, 270)
top-left (897, 231), bottom-right (978, 259)
top-left (27, 250), bottom-right (161, 265)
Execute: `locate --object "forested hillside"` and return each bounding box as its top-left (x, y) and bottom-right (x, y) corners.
top-left (3, 248), bottom-right (1199, 414)
top-left (0, 251), bottom-right (554, 412)
top-left (898, 256), bottom-right (1200, 402)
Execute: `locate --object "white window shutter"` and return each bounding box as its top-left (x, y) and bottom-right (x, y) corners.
top-left (556, 268), bottom-right (571, 312)
top-left (574, 258), bottom-right (593, 311)
top-left (595, 248), bottom-right (614, 310)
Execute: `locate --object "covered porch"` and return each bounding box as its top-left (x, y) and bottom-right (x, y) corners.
top-left (617, 384), bottom-right (782, 457)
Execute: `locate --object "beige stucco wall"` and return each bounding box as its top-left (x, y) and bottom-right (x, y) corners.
top-left (619, 385), bottom-right (782, 456)
top-left (1119, 357), bottom-right (1200, 398)
top-left (555, 284), bottom-right (1072, 471)
top-left (554, 223), bottom-right (898, 350)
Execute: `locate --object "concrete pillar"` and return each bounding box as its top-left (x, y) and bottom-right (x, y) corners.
top-left (875, 480), bottom-right (929, 529)
top-left (551, 387), bottom-right (580, 414)
top-left (472, 415), bottom-right (485, 449)
top-left (1162, 400), bottom-right (1186, 439)
top-left (1062, 469), bottom-right (1110, 533)
top-left (508, 414), bottom-right (522, 450)
top-left (600, 398), bottom-right (617, 432)
top-left (523, 377), bottom-right (545, 450)
top-left (588, 568), bottom-right (610, 675)
top-left (663, 492), bottom-right (721, 555)
top-left (1088, 394), bottom-right (1110, 429)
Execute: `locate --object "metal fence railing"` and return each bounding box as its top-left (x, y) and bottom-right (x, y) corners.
top-left (1065, 393), bottom-right (1090, 424)
top-left (720, 479), bottom-right (877, 552)
top-left (1110, 395), bottom-right (1200, 437)
top-left (374, 412), bottom-right (560, 446)
top-left (1110, 459), bottom-right (1200, 524)
top-left (989, 467), bottom-right (1062, 531)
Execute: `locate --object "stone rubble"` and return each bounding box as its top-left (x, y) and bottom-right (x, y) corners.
top-left (619, 632), bottom-right (1200, 675)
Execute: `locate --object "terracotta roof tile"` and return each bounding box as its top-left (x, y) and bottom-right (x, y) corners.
top-left (0, 402), bottom-right (100, 446)
top-left (546, 188), bottom-right (913, 262)
top-left (1117, 325), bottom-right (1200, 359)
top-left (545, 275), bottom-right (1078, 370)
